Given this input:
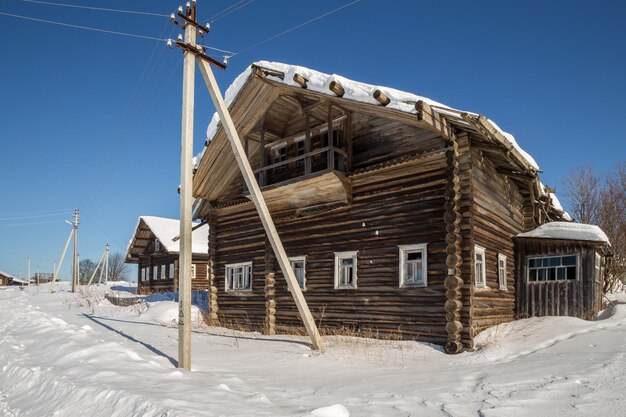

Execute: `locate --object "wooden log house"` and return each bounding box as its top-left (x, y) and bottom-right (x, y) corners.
top-left (191, 61), bottom-right (610, 352)
top-left (125, 216), bottom-right (209, 294)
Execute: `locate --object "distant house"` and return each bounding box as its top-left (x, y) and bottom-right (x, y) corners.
top-left (0, 270), bottom-right (26, 286)
top-left (29, 273), bottom-right (55, 285)
top-left (125, 216), bottom-right (209, 294)
top-left (190, 61), bottom-right (610, 352)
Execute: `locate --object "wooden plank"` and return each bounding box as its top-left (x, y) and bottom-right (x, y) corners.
top-left (197, 58), bottom-right (324, 352)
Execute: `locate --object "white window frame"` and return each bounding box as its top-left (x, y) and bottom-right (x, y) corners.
top-left (334, 251), bottom-right (358, 289)
top-left (191, 264), bottom-right (197, 279)
top-left (155, 239), bottom-right (160, 252)
top-left (225, 262), bottom-right (253, 292)
top-left (594, 252), bottom-right (601, 284)
top-left (289, 256), bottom-right (307, 290)
top-left (140, 268), bottom-right (146, 282)
top-left (398, 244), bottom-right (428, 287)
top-left (152, 265), bottom-right (157, 281)
top-left (474, 245), bottom-right (487, 288)
top-left (160, 265), bottom-right (166, 280)
top-left (498, 253), bottom-right (507, 290)
top-left (527, 253), bottom-right (579, 283)
top-left (169, 263), bottom-right (175, 279)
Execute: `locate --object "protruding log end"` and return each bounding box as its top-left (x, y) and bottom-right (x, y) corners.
top-left (445, 341), bottom-right (464, 354)
top-left (373, 89), bottom-right (390, 106)
top-left (293, 73), bottom-right (308, 88)
top-left (329, 80), bottom-right (345, 97)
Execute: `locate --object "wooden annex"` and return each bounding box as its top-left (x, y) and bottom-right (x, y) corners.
top-left (125, 216), bottom-right (209, 294)
top-left (190, 61), bottom-right (609, 352)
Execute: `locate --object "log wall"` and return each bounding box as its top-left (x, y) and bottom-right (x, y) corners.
top-left (137, 254), bottom-right (209, 294)
top-left (468, 145), bottom-right (525, 335)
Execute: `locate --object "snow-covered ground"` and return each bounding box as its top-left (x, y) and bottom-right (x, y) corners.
top-left (0, 283), bottom-right (624, 416)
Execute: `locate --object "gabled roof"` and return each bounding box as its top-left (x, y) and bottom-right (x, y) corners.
top-left (516, 222), bottom-right (610, 244)
top-left (193, 61), bottom-right (572, 222)
top-left (0, 270), bottom-right (18, 280)
top-left (125, 216), bottom-right (209, 263)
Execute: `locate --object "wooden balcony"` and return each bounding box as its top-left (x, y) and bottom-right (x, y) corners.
top-left (243, 146), bottom-right (351, 213)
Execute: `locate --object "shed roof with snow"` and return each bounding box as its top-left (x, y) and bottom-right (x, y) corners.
top-left (516, 222), bottom-right (610, 244)
top-left (125, 216), bottom-right (209, 263)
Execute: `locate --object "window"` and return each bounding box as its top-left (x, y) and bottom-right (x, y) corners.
top-left (160, 265), bottom-right (165, 280)
top-left (498, 254), bottom-right (507, 290)
top-left (594, 253), bottom-right (601, 284)
top-left (152, 266), bottom-right (157, 281)
top-left (334, 251), bottom-right (358, 289)
top-left (290, 256), bottom-right (306, 289)
top-left (226, 262), bottom-right (252, 291)
top-left (294, 139), bottom-right (306, 168)
top-left (399, 244), bottom-right (428, 287)
top-left (271, 143), bottom-right (287, 172)
top-left (527, 254), bottom-right (578, 282)
top-left (191, 264), bottom-right (197, 279)
top-left (140, 268), bottom-right (146, 282)
top-left (474, 246), bottom-right (487, 288)
top-left (155, 239), bottom-right (160, 252)
top-left (169, 263), bottom-right (175, 279)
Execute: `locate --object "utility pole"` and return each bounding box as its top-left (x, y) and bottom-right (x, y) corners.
top-left (36, 266), bottom-right (40, 286)
top-left (104, 243), bottom-right (109, 286)
top-left (27, 257), bottom-right (30, 286)
top-left (71, 208), bottom-right (79, 292)
top-left (175, 0), bottom-right (198, 372)
top-left (168, 0), bottom-right (323, 353)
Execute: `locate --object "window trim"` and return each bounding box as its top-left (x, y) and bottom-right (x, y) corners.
top-left (152, 265), bottom-right (157, 281)
top-left (169, 263), bottom-right (175, 279)
top-left (398, 244), bottom-right (428, 288)
top-left (498, 253), bottom-right (507, 290)
top-left (334, 251), bottom-right (358, 289)
top-left (474, 245), bottom-right (487, 288)
top-left (155, 239), bottom-right (160, 252)
top-left (225, 262), bottom-right (253, 292)
top-left (289, 256), bottom-right (307, 290)
top-left (160, 265), bottom-right (166, 280)
top-left (191, 264), bottom-right (197, 280)
top-left (526, 253), bottom-right (580, 283)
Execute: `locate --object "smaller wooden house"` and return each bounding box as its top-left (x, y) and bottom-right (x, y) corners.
top-left (0, 271), bottom-right (26, 286)
top-left (515, 222), bottom-right (611, 319)
top-left (125, 216), bottom-right (209, 294)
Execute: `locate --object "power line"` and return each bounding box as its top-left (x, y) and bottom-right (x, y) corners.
top-left (208, 0), bottom-right (255, 23)
top-left (16, 0), bottom-right (169, 17)
top-left (0, 212), bottom-right (68, 221)
top-left (0, 11), bottom-right (167, 42)
top-left (0, 219), bottom-right (65, 228)
top-left (228, 0), bottom-right (361, 58)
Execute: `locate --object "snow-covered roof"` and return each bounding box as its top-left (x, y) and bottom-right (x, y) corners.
top-left (198, 60), bottom-right (540, 171)
top-left (0, 270), bottom-right (18, 280)
top-left (126, 216), bottom-right (209, 261)
top-left (516, 222), bottom-right (610, 244)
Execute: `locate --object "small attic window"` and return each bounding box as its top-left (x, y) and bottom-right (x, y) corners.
top-left (155, 239), bottom-right (161, 252)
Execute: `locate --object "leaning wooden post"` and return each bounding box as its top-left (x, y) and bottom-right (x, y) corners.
top-left (49, 227), bottom-right (74, 293)
top-left (87, 249), bottom-right (105, 286)
top-left (197, 59), bottom-right (324, 351)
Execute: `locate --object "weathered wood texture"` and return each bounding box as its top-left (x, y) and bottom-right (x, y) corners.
top-left (468, 144), bottom-right (525, 335)
top-left (211, 114), bottom-right (453, 343)
top-left (515, 238), bottom-right (604, 319)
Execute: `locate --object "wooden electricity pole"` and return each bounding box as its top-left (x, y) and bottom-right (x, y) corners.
top-left (71, 208), bottom-right (79, 292)
top-left (104, 243), bottom-right (109, 285)
top-left (176, 0), bottom-right (197, 371)
top-left (27, 257), bottom-right (30, 286)
top-left (169, 0), bottom-right (324, 353)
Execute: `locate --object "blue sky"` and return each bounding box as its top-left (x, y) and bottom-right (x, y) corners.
top-left (0, 0), bottom-right (624, 280)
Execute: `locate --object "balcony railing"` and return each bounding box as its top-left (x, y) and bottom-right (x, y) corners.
top-left (250, 146), bottom-right (347, 188)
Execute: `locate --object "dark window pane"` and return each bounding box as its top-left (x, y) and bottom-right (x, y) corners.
top-left (407, 252), bottom-right (422, 261)
top-left (566, 266), bottom-right (577, 280)
top-left (547, 268), bottom-right (556, 281)
top-left (557, 267), bottom-right (566, 280)
top-left (529, 269), bottom-right (537, 281)
top-left (528, 259), bottom-right (540, 268)
top-left (562, 256), bottom-right (577, 266)
top-left (546, 257), bottom-right (561, 267)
